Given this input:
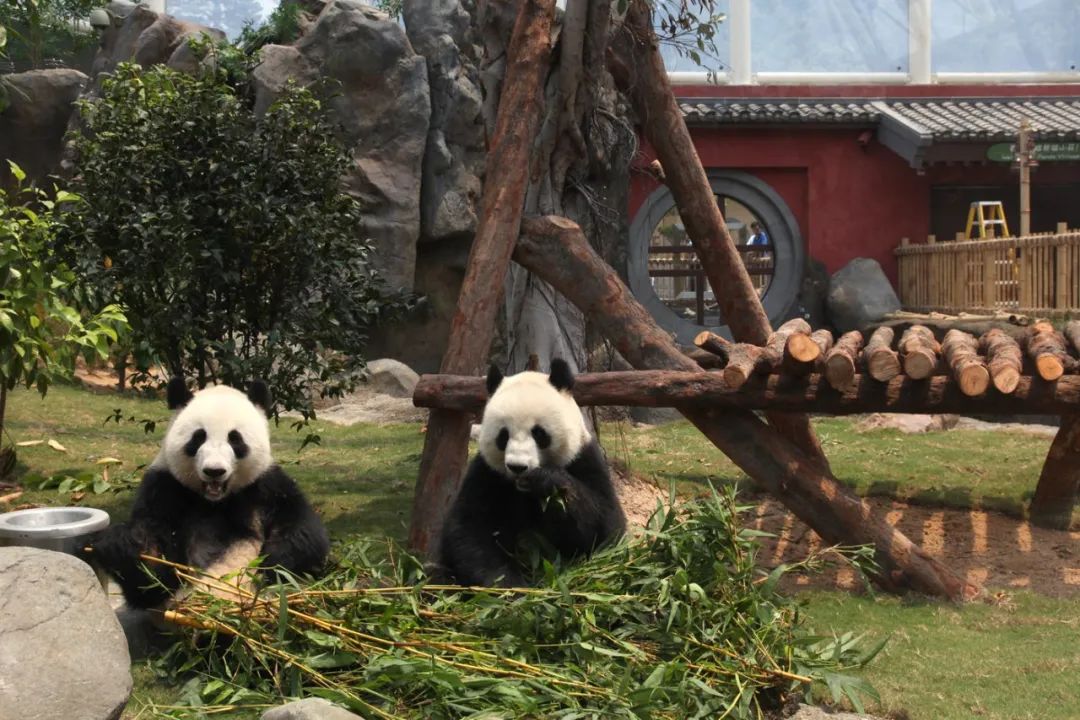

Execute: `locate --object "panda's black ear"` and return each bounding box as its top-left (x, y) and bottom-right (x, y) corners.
top-left (247, 380), bottom-right (273, 415)
top-left (166, 377), bottom-right (193, 410)
top-left (485, 365), bottom-right (503, 396)
top-left (548, 358), bottom-right (574, 391)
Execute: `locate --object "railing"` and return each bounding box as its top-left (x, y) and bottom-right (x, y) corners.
top-left (895, 223), bottom-right (1080, 316)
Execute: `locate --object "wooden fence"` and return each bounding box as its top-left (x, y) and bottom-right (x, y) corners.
top-left (895, 223), bottom-right (1080, 316)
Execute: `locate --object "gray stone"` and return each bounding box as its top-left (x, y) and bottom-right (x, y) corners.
top-left (91, 5), bottom-right (224, 81)
top-left (788, 704), bottom-right (885, 720)
top-left (826, 258), bottom-right (901, 334)
top-left (262, 698), bottom-right (363, 720)
top-left (252, 0), bottom-right (430, 291)
top-left (404, 0), bottom-right (485, 241)
top-left (363, 358), bottom-right (420, 398)
top-left (0, 69), bottom-right (87, 190)
top-left (0, 547), bottom-right (132, 720)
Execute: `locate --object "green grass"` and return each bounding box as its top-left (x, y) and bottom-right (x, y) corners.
top-left (602, 416), bottom-right (1057, 520)
top-left (4, 384), bottom-right (1076, 720)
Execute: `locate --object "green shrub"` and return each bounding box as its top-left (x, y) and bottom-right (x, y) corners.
top-left (62, 62), bottom-right (411, 421)
top-left (0, 163), bottom-right (127, 434)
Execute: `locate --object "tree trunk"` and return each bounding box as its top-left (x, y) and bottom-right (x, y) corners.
top-left (1026, 322), bottom-right (1074, 382)
top-left (1064, 320), bottom-right (1080, 356)
top-left (824, 331), bottom-right (864, 391)
top-left (416, 370), bottom-right (1080, 417)
top-left (941, 329), bottom-right (990, 397)
top-left (898, 325), bottom-right (940, 380)
top-left (608, 1), bottom-right (828, 471)
top-left (511, 215), bottom-right (975, 600)
top-left (1029, 414), bottom-right (1080, 530)
top-left (409, 0), bottom-right (556, 556)
top-left (864, 327), bottom-right (901, 382)
top-left (979, 329), bottom-right (1023, 394)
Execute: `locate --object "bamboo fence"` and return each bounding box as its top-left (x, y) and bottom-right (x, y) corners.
top-left (896, 223), bottom-right (1080, 316)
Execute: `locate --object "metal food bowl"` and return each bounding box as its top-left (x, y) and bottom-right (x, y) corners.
top-left (0, 506), bottom-right (110, 555)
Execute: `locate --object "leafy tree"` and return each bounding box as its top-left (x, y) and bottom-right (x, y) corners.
top-left (0, 0), bottom-right (98, 68)
top-left (0, 163), bottom-right (127, 446)
top-left (62, 61), bottom-right (412, 422)
top-left (167, 0), bottom-right (263, 39)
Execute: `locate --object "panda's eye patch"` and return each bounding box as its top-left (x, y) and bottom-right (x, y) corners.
top-left (183, 429), bottom-right (207, 457)
top-left (531, 425), bottom-right (551, 449)
top-left (227, 430), bottom-right (249, 459)
top-left (495, 428), bottom-right (509, 451)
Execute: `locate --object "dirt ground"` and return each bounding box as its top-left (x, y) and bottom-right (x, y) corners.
top-left (612, 469), bottom-right (1079, 599)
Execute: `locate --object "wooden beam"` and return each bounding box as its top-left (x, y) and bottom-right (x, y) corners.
top-left (415, 370), bottom-right (1080, 416)
top-left (408, 0), bottom-right (556, 555)
top-left (509, 215), bottom-right (976, 600)
top-left (1029, 414), bottom-right (1080, 530)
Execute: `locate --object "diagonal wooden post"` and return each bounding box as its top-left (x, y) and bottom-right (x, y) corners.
top-left (408, 0), bottom-right (556, 555)
top-left (1029, 414), bottom-right (1080, 530)
top-left (512, 215), bottom-right (975, 600)
top-left (610, 1), bottom-right (827, 466)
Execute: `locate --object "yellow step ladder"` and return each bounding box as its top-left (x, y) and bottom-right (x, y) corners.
top-left (964, 201), bottom-right (1011, 239)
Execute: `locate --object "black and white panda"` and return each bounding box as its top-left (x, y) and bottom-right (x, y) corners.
top-left (92, 378), bottom-right (329, 608)
top-left (439, 359), bottom-right (626, 587)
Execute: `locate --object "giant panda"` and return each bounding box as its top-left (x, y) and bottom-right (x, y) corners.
top-left (92, 377), bottom-right (329, 608)
top-left (439, 359), bottom-right (626, 587)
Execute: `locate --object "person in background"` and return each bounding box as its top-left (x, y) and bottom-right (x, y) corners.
top-left (747, 221), bottom-right (770, 246)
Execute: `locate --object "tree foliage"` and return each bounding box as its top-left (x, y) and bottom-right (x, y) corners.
top-left (0, 0), bottom-right (98, 68)
top-left (62, 61), bottom-right (411, 420)
top-left (0, 163), bottom-right (127, 432)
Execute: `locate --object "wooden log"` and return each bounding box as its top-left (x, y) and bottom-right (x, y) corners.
top-left (1029, 414), bottom-right (1080, 530)
top-left (785, 328), bottom-right (833, 376)
top-left (978, 329), bottom-right (1023, 394)
top-left (722, 343), bottom-right (767, 389)
top-left (941, 330), bottom-right (990, 397)
top-left (415, 370), bottom-right (1080, 416)
top-left (1026, 322), bottom-right (1074, 381)
top-left (693, 331), bottom-right (732, 362)
top-left (681, 346), bottom-right (725, 370)
top-left (824, 331), bottom-right (864, 391)
top-left (408, 0), bottom-right (556, 556)
top-left (513, 214), bottom-right (976, 600)
top-left (608, 1), bottom-right (828, 470)
top-left (898, 325), bottom-right (941, 380)
top-left (864, 327), bottom-right (901, 382)
top-left (1064, 320), bottom-right (1080, 356)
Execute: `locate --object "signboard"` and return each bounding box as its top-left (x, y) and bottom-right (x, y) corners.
top-left (988, 141), bottom-right (1080, 162)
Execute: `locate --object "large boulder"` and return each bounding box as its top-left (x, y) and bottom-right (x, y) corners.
top-left (363, 358), bottom-right (420, 398)
top-left (262, 698), bottom-right (363, 720)
top-left (0, 547), bottom-right (132, 720)
top-left (0, 68), bottom-right (87, 190)
top-left (253, 0), bottom-right (430, 291)
top-left (826, 258), bottom-right (901, 334)
top-left (403, 0), bottom-right (485, 242)
top-left (90, 2), bottom-right (225, 81)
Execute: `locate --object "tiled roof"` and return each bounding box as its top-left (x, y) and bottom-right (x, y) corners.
top-left (879, 99), bottom-right (1080, 141)
top-left (678, 99), bottom-right (879, 125)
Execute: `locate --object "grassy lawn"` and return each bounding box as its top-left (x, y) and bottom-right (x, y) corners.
top-left (3, 383), bottom-right (1073, 719)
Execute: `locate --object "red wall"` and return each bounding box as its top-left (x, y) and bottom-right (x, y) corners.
top-left (629, 127), bottom-right (930, 282)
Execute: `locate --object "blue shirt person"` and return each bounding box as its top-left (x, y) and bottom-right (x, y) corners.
top-left (747, 222), bottom-right (770, 246)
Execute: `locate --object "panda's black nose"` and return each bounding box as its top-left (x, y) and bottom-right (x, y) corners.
top-left (203, 467), bottom-right (227, 478)
top-left (506, 463), bottom-right (527, 476)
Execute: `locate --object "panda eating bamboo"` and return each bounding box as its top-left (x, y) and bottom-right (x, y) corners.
top-left (439, 359), bottom-right (626, 587)
top-left (92, 378), bottom-right (329, 608)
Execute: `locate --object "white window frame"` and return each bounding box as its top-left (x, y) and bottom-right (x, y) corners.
top-left (667, 0), bottom-right (1080, 86)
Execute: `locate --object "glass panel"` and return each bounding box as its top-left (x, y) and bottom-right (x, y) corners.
top-left (751, 0), bottom-right (909, 73)
top-left (647, 198), bottom-right (773, 327)
top-left (166, 0), bottom-right (267, 40)
top-left (933, 0), bottom-right (1080, 73)
top-left (655, 0), bottom-right (731, 73)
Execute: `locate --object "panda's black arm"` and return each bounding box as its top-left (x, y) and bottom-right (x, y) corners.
top-left (523, 441), bottom-right (627, 559)
top-left (91, 468), bottom-right (193, 608)
top-left (439, 457), bottom-right (526, 587)
top-left (253, 467), bottom-right (330, 579)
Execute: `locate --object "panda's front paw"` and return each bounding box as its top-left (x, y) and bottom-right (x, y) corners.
top-left (515, 469), bottom-right (557, 499)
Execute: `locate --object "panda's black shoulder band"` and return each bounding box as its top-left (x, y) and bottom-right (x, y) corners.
top-left (167, 376), bottom-right (193, 409)
top-left (486, 365), bottom-right (504, 395)
top-left (548, 358), bottom-right (574, 391)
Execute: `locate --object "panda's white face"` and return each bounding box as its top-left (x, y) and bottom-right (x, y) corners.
top-left (478, 366), bottom-right (589, 479)
top-left (157, 385), bottom-right (273, 502)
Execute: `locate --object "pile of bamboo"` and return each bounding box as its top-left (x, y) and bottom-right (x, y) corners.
top-left (694, 319), bottom-right (1080, 398)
